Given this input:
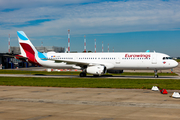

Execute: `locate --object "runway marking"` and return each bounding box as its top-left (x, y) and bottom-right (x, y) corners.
top-left (0, 97), bottom-right (180, 109)
top-left (0, 74), bottom-right (180, 79)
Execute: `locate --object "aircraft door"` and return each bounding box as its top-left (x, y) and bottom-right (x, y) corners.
top-left (116, 57), bottom-right (120, 64)
top-left (74, 56), bottom-right (78, 61)
top-left (151, 53), bottom-right (157, 64)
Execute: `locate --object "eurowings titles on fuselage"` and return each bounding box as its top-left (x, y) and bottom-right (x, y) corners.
top-left (125, 54), bottom-right (151, 58)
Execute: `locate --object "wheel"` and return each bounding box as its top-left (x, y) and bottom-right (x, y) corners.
top-left (79, 72), bottom-right (84, 77)
top-left (79, 72), bottom-right (86, 77)
top-left (154, 70), bottom-right (158, 78)
top-left (154, 75), bottom-right (159, 78)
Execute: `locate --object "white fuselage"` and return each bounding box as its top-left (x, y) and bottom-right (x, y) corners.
top-left (37, 52), bottom-right (178, 70)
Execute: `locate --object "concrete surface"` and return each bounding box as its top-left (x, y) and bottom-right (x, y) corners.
top-left (0, 86), bottom-right (180, 120)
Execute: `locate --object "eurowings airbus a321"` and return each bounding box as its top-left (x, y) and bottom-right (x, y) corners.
top-left (15, 31), bottom-right (178, 77)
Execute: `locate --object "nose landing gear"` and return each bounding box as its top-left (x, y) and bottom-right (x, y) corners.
top-left (154, 70), bottom-right (158, 78)
top-left (79, 72), bottom-right (86, 77)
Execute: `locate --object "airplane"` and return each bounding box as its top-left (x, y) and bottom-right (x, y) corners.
top-left (15, 31), bottom-right (178, 78)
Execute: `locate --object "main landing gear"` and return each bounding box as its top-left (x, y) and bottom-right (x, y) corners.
top-left (154, 70), bottom-right (158, 78)
top-left (79, 72), bottom-right (86, 77)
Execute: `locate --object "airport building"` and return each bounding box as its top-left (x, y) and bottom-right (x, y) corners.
top-left (0, 46), bottom-right (65, 69)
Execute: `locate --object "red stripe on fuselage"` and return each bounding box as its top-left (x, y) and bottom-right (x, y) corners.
top-left (20, 43), bottom-right (41, 66)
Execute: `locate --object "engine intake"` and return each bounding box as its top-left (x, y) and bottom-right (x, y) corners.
top-left (86, 66), bottom-right (106, 75)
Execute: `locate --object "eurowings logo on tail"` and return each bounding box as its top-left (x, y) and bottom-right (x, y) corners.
top-left (17, 31), bottom-right (47, 65)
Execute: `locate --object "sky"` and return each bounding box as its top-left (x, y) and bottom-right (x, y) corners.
top-left (0, 0), bottom-right (180, 57)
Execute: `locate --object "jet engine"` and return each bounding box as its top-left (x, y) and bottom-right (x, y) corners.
top-left (107, 70), bottom-right (124, 74)
top-left (86, 65), bottom-right (106, 75)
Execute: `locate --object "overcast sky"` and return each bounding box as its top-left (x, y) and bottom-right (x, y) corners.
top-left (0, 0), bottom-right (180, 56)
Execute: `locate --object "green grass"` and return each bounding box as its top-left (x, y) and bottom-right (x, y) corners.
top-left (0, 77), bottom-right (180, 90)
top-left (0, 70), bottom-right (178, 76)
top-left (175, 59), bottom-right (180, 62)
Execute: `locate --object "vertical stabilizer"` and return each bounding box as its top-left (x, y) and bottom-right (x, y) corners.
top-left (17, 31), bottom-right (39, 64)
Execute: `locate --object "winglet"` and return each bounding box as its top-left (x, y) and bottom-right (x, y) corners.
top-left (146, 50), bottom-right (150, 53)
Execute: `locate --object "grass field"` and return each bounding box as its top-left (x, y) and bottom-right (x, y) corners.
top-left (175, 59), bottom-right (180, 62)
top-left (0, 70), bottom-right (178, 76)
top-left (0, 77), bottom-right (180, 90)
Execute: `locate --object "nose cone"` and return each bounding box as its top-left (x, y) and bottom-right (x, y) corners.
top-left (173, 60), bottom-right (178, 68)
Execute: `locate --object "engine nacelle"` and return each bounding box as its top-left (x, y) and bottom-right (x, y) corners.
top-left (107, 70), bottom-right (123, 74)
top-left (86, 66), bottom-right (106, 75)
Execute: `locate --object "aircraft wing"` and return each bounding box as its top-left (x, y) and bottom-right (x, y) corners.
top-left (42, 58), bottom-right (100, 66)
top-left (42, 58), bottom-right (114, 69)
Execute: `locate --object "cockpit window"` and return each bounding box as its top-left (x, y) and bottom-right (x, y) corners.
top-left (163, 57), bottom-right (172, 60)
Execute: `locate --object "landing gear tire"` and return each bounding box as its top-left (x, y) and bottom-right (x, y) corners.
top-left (154, 70), bottom-right (158, 78)
top-left (79, 72), bottom-right (86, 77)
top-left (154, 75), bottom-right (158, 78)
